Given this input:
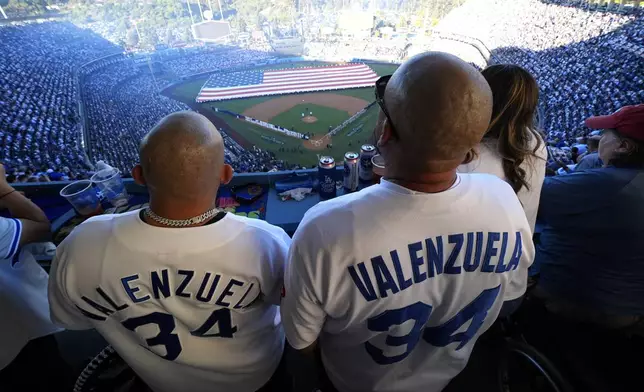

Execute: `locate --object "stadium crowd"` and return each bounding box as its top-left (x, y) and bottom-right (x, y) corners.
top-left (1, 0), bottom-right (643, 183)
top-left (159, 48), bottom-right (277, 79)
top-left (438, 0), bottom-right (644, 167)
top-left (0, 22), bottom-right (120, 182)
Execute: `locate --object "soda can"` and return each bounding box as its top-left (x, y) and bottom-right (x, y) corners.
top-left (318, 156), bottom-right (337, 200)
top-left (343, 152), bottom-right (359, 192)
top-left (359, 144), bottom-right (376, 182)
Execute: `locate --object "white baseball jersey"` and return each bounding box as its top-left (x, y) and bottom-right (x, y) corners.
top-left (49, 210), bottom-right (290, 392)
top-left (281, 175), bottom-right (534, 392)
top-left (0, 217), bottom-right (62, 369)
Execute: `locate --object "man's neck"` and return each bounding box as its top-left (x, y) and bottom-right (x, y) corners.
top-left (147, 198), bottom-right (217, 221)
top-left (386, 170), bottom-right (458, 194)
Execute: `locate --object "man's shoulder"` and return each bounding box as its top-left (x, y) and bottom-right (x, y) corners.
top-left (225, 213), bottom-right (289, 243)
top-left (300, 187), bottom-right (373, 228)
top-left (64, 211), bottom-right (134, 244)
top-left (465, 172), bottom-right (517, 196)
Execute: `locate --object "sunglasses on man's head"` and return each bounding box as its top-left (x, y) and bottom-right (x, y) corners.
top-left (374, 75), bottom-right (397, 135)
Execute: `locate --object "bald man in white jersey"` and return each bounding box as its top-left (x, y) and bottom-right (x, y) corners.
top-left (281, 52), bottom-right (534, 392)
top-left (49, 112), bottom-right (290, 392)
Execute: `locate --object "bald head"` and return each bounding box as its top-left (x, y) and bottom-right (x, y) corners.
top-left (138, 111), bottom-right (225, 200)
top-left (381, 52), bottom-right (492, 172)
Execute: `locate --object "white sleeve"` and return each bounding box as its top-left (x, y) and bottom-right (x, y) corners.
top-left (0, 217), bottom-right (22, 261)
top-left (504, 225), bottom-right (535, 301)
top-left (261, 227), bottom-right (292, 306)
top-left (48, 235), bottom-right (94, 330)
top-left (280, 223), bottom-right (327, 350)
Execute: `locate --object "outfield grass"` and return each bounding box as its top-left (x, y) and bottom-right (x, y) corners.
top-left (218, 114), bottom-right (318, 167)
top-left (163, 61), bottom-right (399, 167)
top-left (269, 104), bottom-right (351, 134)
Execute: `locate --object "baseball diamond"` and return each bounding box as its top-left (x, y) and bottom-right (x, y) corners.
top-left (163, 62), bottom-right (399, 167)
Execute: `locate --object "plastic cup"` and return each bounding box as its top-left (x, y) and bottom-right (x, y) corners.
top-left (91, 168), bottom-right (129, 207)
top-left (372, 154), bottom-right (385, 184)
top-left (60, 180), bottom-right (103, 217)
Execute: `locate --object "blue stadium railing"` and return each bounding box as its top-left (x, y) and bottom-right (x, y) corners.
top-left (11, 168), bottom-right (345, 234)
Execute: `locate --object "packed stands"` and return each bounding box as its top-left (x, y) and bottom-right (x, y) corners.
top-left (0, 22), bottom-right (120, 182)
top-left (160, 48), bottom-right (277, 79)
top-left (437, 0), bottom-right (644, 150)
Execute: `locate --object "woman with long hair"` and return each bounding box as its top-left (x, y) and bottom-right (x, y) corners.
top-left (459, 64), bottom-right (547, 232)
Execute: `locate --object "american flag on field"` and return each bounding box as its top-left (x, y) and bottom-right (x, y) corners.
top-left (196, 63), bottom-right (379, 102)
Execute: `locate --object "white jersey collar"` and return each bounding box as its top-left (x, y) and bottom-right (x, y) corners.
top-left (379, 175), bottom-right (462, 195)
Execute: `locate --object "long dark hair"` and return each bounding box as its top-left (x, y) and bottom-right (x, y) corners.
top-left (482, 64), bottom-right (543, 193)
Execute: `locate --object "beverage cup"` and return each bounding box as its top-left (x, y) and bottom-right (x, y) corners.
top-left (60, 180), bottom-right (103, 217)
top-left (91, 168), bottom-right (129, 207)
top-left (372, 154), bottom-right (385, 184)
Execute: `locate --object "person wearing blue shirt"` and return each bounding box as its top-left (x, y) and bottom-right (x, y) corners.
top-left (536, 104), bottom-right (644, 324)
top-left (573, 135), bottom-right (603, 171)
top-left (531, 105), bottom-right (644, 391)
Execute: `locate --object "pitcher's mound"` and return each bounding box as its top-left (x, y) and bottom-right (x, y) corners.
top-left (302, 116), bottom-right (318, 124)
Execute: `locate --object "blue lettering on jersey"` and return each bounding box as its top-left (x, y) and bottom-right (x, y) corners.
top-left (216, 279), bottom-right (244, 307)
top-left (347, 232), bottom-right (524, 301)
top-left (348, 262), bottom-right (377, 302)
top-left (234, 282), bottom-right (255, 309)
top-left (408, 242), bottom-right (426, 283)
top-left (96, 287), bottom-right (128, 311)
top-left (505, 232), bottom-right (522, 271)
top-left (196, 273), bottom-right (221, 302)
top-left (371, 255), bottom-right (399, 298)
top-left (121, 274), bottom-right (150, 303)
top-left (463, 232), bottom-right (477, 272)
top-left (482, 232), bottom-right (501, 273)
top-left (495, 232), bottom-right (509, 273)
top-left (390, 250), bottom-right (412, 291)
top-left (81, 295), bottom-right (114, 316)
top-left (426, 236), bottom-right (443, 278)
top-left (445, 234), bottom-right (464, 275)
top-left (175, 270), bottom-right (194, 298)
top-left (151, 269), bottom-right (171, 299)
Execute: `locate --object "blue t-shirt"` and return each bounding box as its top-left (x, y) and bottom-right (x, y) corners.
top-left (536, 167), bottom-right (644, 315)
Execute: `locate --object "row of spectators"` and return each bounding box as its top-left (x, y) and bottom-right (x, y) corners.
top-left (0, 21), bottom-right (292, 182)
top-left (0, 22), bottom-right (121, 182)
top-left (437, 0), bottom-right (644, 154)
top-left (159, 48), bottom-right (276, 79)
top-left (305, 38), bottom-right (408, 62)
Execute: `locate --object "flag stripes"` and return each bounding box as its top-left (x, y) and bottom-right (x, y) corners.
top-left (196, 63), bottom-right (378, 102)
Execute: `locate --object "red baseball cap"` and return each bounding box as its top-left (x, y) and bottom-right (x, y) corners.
top-left (585, 104), bottom-right (644, 141)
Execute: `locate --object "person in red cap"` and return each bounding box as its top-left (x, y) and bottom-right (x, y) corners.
top-left (526, 104), bottom-right (644, 390)
top-left (586, 104), bottom-right (644, 167)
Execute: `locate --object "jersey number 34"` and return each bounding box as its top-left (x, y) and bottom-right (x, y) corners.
top-left (121, 308), bottom-right (237, 361)
top-left (365, 286), bottom-right (500, 365)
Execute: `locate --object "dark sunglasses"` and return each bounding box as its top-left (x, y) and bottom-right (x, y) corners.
top-left (374, 75), bottom-right (397, 135)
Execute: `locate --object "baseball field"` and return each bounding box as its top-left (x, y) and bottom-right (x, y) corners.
top-left (163, 62), bottom-right (398, 167)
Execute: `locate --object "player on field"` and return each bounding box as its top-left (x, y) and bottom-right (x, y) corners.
top-left (49, 112), bottom-right (291, 392)
top-left (281, 52), bottom-right (535, 392)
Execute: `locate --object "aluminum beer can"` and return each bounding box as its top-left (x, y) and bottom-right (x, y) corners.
top-left (359, 144), bottom-right (376, 182)
top-left (343, 152), bottom-right (359, 192)
top-left (318, 156), bottom-right (337, 199)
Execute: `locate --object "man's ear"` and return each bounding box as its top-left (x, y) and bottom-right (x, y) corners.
top-left (618, 138), bottom-right (636, 155)
top-left (461, 148), bottom-right (479, 165)
top-left (132, 165), bottom-right (146, 186)
top-left (377, 118), bottom-right (394, 148)
top-left (220, 164), bottom-right (234, 185)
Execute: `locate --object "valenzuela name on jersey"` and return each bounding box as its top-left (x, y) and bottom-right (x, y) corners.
top-left (76, 270), bottom-right (261, 320)
top-left (349, 231), bottom-right (523, 302)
